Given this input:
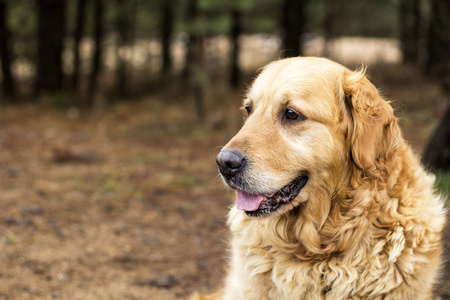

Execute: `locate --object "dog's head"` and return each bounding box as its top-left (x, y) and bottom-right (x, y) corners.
top-left (217, 57), bottom-right (400, 218)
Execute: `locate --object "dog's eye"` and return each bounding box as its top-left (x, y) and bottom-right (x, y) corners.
top-left (284, 108), bottom-right (305, 121)
top-left (239, 104), bottom-right (252, 118)
top-left (241, 105), bottom-right (252, 116)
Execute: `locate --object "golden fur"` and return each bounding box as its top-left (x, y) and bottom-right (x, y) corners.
top-left (193, 57), bottom-right (446, 300)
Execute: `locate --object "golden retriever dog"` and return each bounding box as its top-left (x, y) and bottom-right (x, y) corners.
top-left (193, 57), bottom-right (446, 300)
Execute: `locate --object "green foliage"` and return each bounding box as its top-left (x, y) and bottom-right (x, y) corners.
top-left (198, 0), bottom-right (223, 11)
top-left (65, 0), bottom-right (78, 35)
top-left (4, 0), bottom-right (403, 43)
top-left (332, 0), bottom-right (400, 37)
top-left (135, 1), bottom-right (160, 36)
top-left (7, 0), bottom-right (36, 40)
top-left (239, 0), bottom-right (400, 37)
top-left (209, 15), bottom-right (231, 34)
top-left (235, 0), bottom-right (255, 11)
top-left (46, 92), bottom-right (77, 107)
top-left (242, 0), bottom-right (280, 34)
top-left (181, 0), bottom-right (231, 35)
top-left (252, 17), bottom-right (277, 34)
top-left (435, 171), bottom-right (450, 199)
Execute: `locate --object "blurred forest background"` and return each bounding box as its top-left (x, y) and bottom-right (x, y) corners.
top-left (0, 0), bottom-right (450, 299)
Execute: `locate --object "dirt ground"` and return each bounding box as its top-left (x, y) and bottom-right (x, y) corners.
top-left (0, 63), bottom-right (449, 299)
top-left (0, 98), bottom-right (239, 299)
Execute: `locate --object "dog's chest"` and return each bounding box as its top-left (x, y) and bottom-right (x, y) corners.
top-left (225, 208), bottom-right (439, 300)
top-left (227, 240), bottom-right (403, 300)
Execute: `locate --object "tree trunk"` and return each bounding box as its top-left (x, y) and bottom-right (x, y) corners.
top-left (36, 0), bottom-right (66, 94)
top-left (280, 0), bottom-right (306, 58)
top-left (421, 0), bottom-right (450, 170)
top-left (427, 0), bottom-right (450, 91)
top-left (116, 0), bottom-right (127, 98)
top-left (86, 0), bottom-right (104, 106)
top-left (72, 0), bottom-right (87, 92)
top-left (0, 1), bottom-right (15, 99)
top-left (323, 0), bottom-right (335, 57)
top-left (399, 0), bottom-right (420, 64)
top-left (181, 0), bottom-right (206, 120)
top-left (182, 0), bottom-right (197, 83)
top-left (161, 0), bottom-right (173, 82)
top-left (422, 104), bottom-right (450, 169)
top-left (191, 7), bottom-right (206, 121)
top-left (192, 32), bottom-right (206, 121)
top-left (230, 7), bottom-right (242, 88)
top-left (115, 0), bottom-right (136, 98)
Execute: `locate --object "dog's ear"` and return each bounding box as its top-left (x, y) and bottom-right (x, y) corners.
top-left (342, 68), bottom-right (400, 171)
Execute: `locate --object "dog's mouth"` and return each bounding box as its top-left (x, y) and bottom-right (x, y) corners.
top-left (235, 175), bottom-right (308, 217)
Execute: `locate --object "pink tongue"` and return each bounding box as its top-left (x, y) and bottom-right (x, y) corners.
top-left (236, 190), bottom-right (264, 211)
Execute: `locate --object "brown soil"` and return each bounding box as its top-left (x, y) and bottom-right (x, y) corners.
top-left (0, 100), bottom-right (234, 300)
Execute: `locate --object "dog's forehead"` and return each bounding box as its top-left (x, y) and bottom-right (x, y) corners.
top-left (250, 58), bottom-right (343, 99)
top-left (247, 58), bottom-right (346, 121)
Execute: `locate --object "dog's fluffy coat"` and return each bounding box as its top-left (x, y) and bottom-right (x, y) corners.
top-left (194, 57), bottom-right (446, 300)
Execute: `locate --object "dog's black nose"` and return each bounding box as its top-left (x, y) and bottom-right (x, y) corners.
top-left (216, 150), bottom-right (245, 179)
